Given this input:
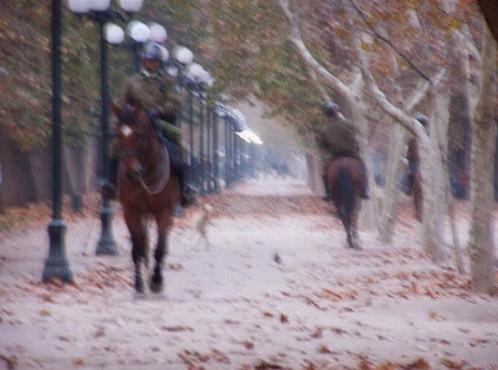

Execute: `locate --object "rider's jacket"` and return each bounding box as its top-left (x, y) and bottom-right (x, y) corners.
top-left (121, 70), bottom-right (182, 144)
top-left (316, 115), bottom-right (361, 160)
top-left (123, 70), bottom-right (181, 119)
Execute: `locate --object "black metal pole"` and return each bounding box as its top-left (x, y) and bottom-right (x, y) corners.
top-left (95, 19), bottom-right (117, 256)
top-left (206, 107), bottom-right (213, 193)
top-left (234, 133), bottom-right (239, 181)
top-left (225, 121), bottom-right (231, 187)
top-left (188, 91), bottom-right (194, 179)
top-left (199, 99), bottom-right (205, 194)
top-left (43, 0), bottom-right (73, 283)
top-left (213, 112), bottom-right (220, 193)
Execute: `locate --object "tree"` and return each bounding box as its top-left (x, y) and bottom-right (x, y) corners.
top-left (467, 20), bottom-right (496, 294)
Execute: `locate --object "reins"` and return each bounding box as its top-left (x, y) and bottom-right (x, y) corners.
top-left (137, 143), bottom-right (170, 195)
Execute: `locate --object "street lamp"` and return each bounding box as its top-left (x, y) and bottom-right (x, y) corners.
top-left (43, 0), bottom-right (73, 283)
top-left (68, 0), bottom-right (144, 256)
top-left (148, 22), bottom-right (167, 43)
top-left (126, 20), bottom-right (150, 71)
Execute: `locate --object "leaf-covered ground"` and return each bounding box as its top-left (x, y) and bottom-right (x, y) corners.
top-left (0, 178), bottom-right (497, 370)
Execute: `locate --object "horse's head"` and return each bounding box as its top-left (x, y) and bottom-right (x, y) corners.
top-left (112, 102), bottom-right (150, 182)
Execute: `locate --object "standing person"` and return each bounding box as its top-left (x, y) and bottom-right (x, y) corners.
top-left (316, 100), bottom-right (369, 200)
top-left (104, 41), bottom-right (195, 206)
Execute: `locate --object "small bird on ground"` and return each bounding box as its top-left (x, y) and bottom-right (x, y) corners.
top-left (273, 252), bottom-right (283, 265)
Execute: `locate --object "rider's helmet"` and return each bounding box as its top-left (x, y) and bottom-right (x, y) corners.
top-left (415, 112), bottom-right (428, 127)
top-left (323, 100), bottom-right (339, 117)
top-left (141, 41), bottom-right (163, 62)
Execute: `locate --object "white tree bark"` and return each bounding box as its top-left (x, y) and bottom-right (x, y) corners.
top-left (468, 22), bottom-right (497, 294)
top-left (345, 6), bottom-right (444, 262)
top-left (377, 66), bottom-right (445, 243)
top-left (433, 93), bottom-right (465, 274)
top-left (379, 125), bottom-right (407, 243)
top-left (426, 93), bottom-right (450, 257)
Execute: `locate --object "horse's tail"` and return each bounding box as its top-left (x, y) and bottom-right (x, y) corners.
top-left (338, 166), bottom-right (353, 221)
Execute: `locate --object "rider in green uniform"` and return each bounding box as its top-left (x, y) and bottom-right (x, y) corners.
top-left (316, 101), bottom-right (369, 200)
top-left (104, 42), bottom-right (194, 205)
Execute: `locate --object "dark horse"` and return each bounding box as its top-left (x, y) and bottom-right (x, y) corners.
top-left (112, 103), bottom-right (179, 293)
top-left (325, 156), bottom-right (365, 250)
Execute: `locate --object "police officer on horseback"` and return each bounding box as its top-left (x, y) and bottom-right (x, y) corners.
top-left (104, 41), bottom-right (195, 205)
top-left (317, 100), bottom-right (369, 200)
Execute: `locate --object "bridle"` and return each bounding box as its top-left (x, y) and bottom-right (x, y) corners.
top-left (117, 111), bottom-right (170, 195)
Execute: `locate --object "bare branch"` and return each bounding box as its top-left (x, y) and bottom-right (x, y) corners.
top-left (306, 65), bottom-right (330, 101)
top-left (347, 0), bottom-right (434, 85)
top-left (276, 0), bottom-right (354, 101)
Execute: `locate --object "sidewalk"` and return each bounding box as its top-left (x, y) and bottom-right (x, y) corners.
top-left (0, 178), bottom-right (497, 370)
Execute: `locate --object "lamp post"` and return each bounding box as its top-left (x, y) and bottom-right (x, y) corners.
top-left (68, 0), bottom-right (144, 256)
top-left (43, 0), bottom-right (73, 283)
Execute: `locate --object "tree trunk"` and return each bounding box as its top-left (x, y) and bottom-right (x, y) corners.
top-left (421, 94), bottom-right (449, 263)
top-left (378, 125), bottom-right (406, 243)
top-left (448, 31), bottom-right (472, 199)
top-left (468, 22), bottom-right (497, 294)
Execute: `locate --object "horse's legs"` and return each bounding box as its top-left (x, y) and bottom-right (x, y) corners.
top-left (150, 211), bottom-right (173, 293)
top-left (124, 210), bottom-right (146, 293)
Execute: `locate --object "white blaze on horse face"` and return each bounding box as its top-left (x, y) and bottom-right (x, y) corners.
top-left (121, 125), bottom-right (133, 137)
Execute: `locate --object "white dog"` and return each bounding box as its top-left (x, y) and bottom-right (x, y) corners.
top-left (193, 203), bottom-right (214, 249)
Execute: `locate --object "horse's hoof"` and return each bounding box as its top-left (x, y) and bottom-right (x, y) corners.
top-left (135, 280), bottom-right (145, 294)
top-left (150, 275), bottom-right (163, 293)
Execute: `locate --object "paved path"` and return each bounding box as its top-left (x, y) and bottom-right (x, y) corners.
top-left (0, 178), bottom-right (497, 370)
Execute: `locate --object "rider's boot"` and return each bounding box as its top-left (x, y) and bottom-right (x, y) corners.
top-left (102, 156), bottom-right (119, 200)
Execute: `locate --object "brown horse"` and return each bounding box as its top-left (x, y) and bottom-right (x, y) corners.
top-left (112, 103), bottom-right (179, 293)
top-left (325, 156), bottom-right (365, 250)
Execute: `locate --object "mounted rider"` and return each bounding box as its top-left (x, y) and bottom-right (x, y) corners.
top-left (316, 100), bottom-right (369, 200)
top-left (104, 41), bottom-right (195, 205)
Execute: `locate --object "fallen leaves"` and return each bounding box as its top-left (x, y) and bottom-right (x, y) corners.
top-left (254, 360), bottom-right (284, 369)
top-left (440, 358), bottom-right (467, 369)
top-left (72, 357), bottom-right (85, 367)
top-left (279, 314), bottom-right (289, 324)
top-left (428, 311), bottom-right (446, 321)
top-left (0, 354), bottom-right (17, 370)
top-left (241, 340), bottom-right (255, 350)
top-left (357, 356), bottom-right (431, 370)
top-left (168, 263), bottom-right (184, 271)
top-left (38, 309), bottom-right (51, 317)
top-left (93, 326), bottom-right (105, 338)
top-left (160, 325), bottom-right (193, 332)
top-left (403, 358), bottom-right (430, 370)
top-left (178, 349), bottom-right (231, 369)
